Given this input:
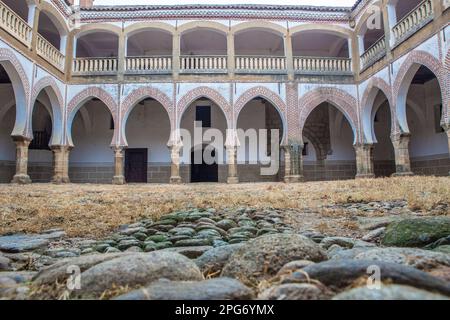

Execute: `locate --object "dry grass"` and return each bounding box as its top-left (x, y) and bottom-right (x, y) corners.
top-left (0, 176), bottom-right (449, 239)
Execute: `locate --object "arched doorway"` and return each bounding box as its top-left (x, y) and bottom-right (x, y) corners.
top-left (236, 97), bottom-right (284, 182)
top-left (180, 97), bottom-right (227, 183)
top-left (124, 98), bottom-right (171, 183)
top-left (302, 102), bottom-right (356, 181)
top-left (69, 98), bottom-right (115, 183)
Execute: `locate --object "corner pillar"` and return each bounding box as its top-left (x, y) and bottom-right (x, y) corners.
top-left (444, 124), bottom-right (450, 176)
top-left (11, 137), bottom-right (32, 184)
top-left (112, 146), bottom-right (126, 185)
top-left (51, 146), bottom-right (71, 184)
top-left (355, 143), bottom-right (375, 179)
top-left (283, 143), bottom-right (304, 183)
top-left (391, 133), bottom-right (414, 176)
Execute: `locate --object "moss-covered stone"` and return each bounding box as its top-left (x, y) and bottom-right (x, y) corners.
top-left (382, 217), bottom-right (450, 247)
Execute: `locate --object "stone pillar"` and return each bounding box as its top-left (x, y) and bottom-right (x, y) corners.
top-left (226, 145), bottom-right (239, 184)
top-left (355, 143), bottom-right (375, 179)
top-left (117, 33), bottom-right (126, 81)
top-left (284, 32), bottom-right (294, 81)
top-left (283, 143), bottom-right (304, 183)
top-left (11, 137), bottom-right (32, 184)
top-left (172, 32), bottom-right (181, 79)
top-left (112, 146), bottom-right (125, 185)
top-left (227, 32), bottom-right (235, 78)
top-left (391, 133), bottom-right (414, 176)
top-left (52, 146), bottom-right (71, 184)
top-left (169, 144), bottom-right (182, 184)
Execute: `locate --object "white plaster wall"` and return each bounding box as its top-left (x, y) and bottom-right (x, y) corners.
top-left (69, 101), bottom-right (114, 163)
top-left (407, 81), bottom-right (448, 157)
top-left (236, 100), bottom-right (268, 163)
top-left (125, 100), bottom-right (171, 163)
top-left (327, 107), bottom-right (356, 161)
top-left (180, 100), bottom-right (228, 164)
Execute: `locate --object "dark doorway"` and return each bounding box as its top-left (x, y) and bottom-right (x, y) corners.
top-left (191, 147), bottom-right (218, 183)
top-left (125, 148), bottom-right (148, 183)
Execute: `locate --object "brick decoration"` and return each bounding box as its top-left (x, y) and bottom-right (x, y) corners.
top-left (360, 77), bottom-right (399, 135)
top-left (0, 48), bottom-right (31, 136)
top-left (177, 86), bottom-right (232, 127)
top-left (234, 86), bottom-right (287, 140)
top-left (298, 87), bottom-right (359, 142)
top-left (285, 82), bottom-right (300, 144)
top-left (67, 87), bottom-right (119, 146)
top-left (393, 50), bottom-right (448, 125)
top-left (121, 86), bottom-right (174, 135)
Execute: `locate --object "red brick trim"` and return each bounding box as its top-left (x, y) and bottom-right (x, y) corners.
top-left (67, 87), bottom-right (119, 145)
top-left (298, 87), bottom-right (359, 142)
top-left (177, 86), bottom-right (232, 127)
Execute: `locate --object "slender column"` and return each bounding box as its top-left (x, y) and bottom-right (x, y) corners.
top-left (227, 32), bottom-right (235, 78)
top-left (30, 7), bottom-right (40, 51)
top-left (169, 144), bottom-right (182, 184)
top-left (11, 137), bottom-right (32, 184)
top-left (391, 133), bottom-right (414, 176)
top-left (283, 143), bottom-right (304, 183)
top-left (226, 145), bottom-right (239, 184)
top-left (112, 146), bottom-right (125, 185)
top-left (117, 33), bottom-right (126, 80)
top-left (355, 143), bottom-right (375, 179)
top-left (285, 32), bottom-right (294, 80)
top-left (172, 32), bottom-right (181, 79)
top-left (51, 146), bottom-right (71, 184)
top-left (27, 4), bottom-right (37, 26)
top-left (386, 4), bottom-right (397, 47)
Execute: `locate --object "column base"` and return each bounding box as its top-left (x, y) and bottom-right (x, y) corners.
top-left (170, 176), bottom-right (182, 184)
top-left (227, 177), bottom-right (239, 184)
top-left (112, 176), bottom-right (126, 185)
top-left (11, 174), bottom-right (32, 184)
top-left (284, 175), bottom-right (304, 183)
top-left (356, 173), bottom-right (375, 179)
top-left (52, 176), bottom-right (70, 184)
top-left (392, 172), bottom-right (414, 177)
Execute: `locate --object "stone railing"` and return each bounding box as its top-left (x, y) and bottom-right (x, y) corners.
top-left (235, 56), bottom-right (286, 73)
top-left (392, 0), bottom-right (434, 45)
top-left (0, 0), bottom-right (32, 46)
top-left (72, 57), bottom-right (118, 75)
top-left (180, 56), bottom-right (227, 73)
top-left (360, 36), bottom-right (386, 70)
top-left (36, 34), bottom-right (65, 71)
top-left (125, 56), bottom-right (172, 74)
top-left (293, 56), bottom-right (352, 75)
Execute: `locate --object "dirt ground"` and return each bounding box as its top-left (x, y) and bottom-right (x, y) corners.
top-left (0, 176), bottom-right (449, 239)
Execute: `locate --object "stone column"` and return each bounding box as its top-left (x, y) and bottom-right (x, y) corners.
top-left (169, 144), bottom-right (182, 184)
top-left (11, 137), bottom-right (32, 184)
top-left (355, 143), bottom-right (375, 179)
top-left (112, 146), bottom-right (125, 185)
top-left (283, 143), bottom-right (304, 183)
top-left (172, 32), bottom-right (181, 79)
top-left (226, 145), bottom-right (239, 184)
top-left (391, 133), bottom-right (414, 176)
top-left (52, 146), bottom-right (71, 184)
top-left (284, 32), bottom-right (294, 81)
top-left (227, 32), bottom-right (235, 78)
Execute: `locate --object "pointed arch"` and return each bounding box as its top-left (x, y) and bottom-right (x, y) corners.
top-left (177, 86), bottom-right (232, 128)
top-left (393, 50), bottom-right (447, 132)
top-left (234, 86), bottom-right (287, 144)
top-left (298, 87), bottom-right (359, 144)
top-left (30, 76), bottom-right (64, 146)
top-left (360, 77), bottom-right (397, 143)
top-left (120, 86), bottom-right (174, 146)
top-left (0, 48), bottom-right (30, 138)
top-left (66, 87), bottom-right (118, 147)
